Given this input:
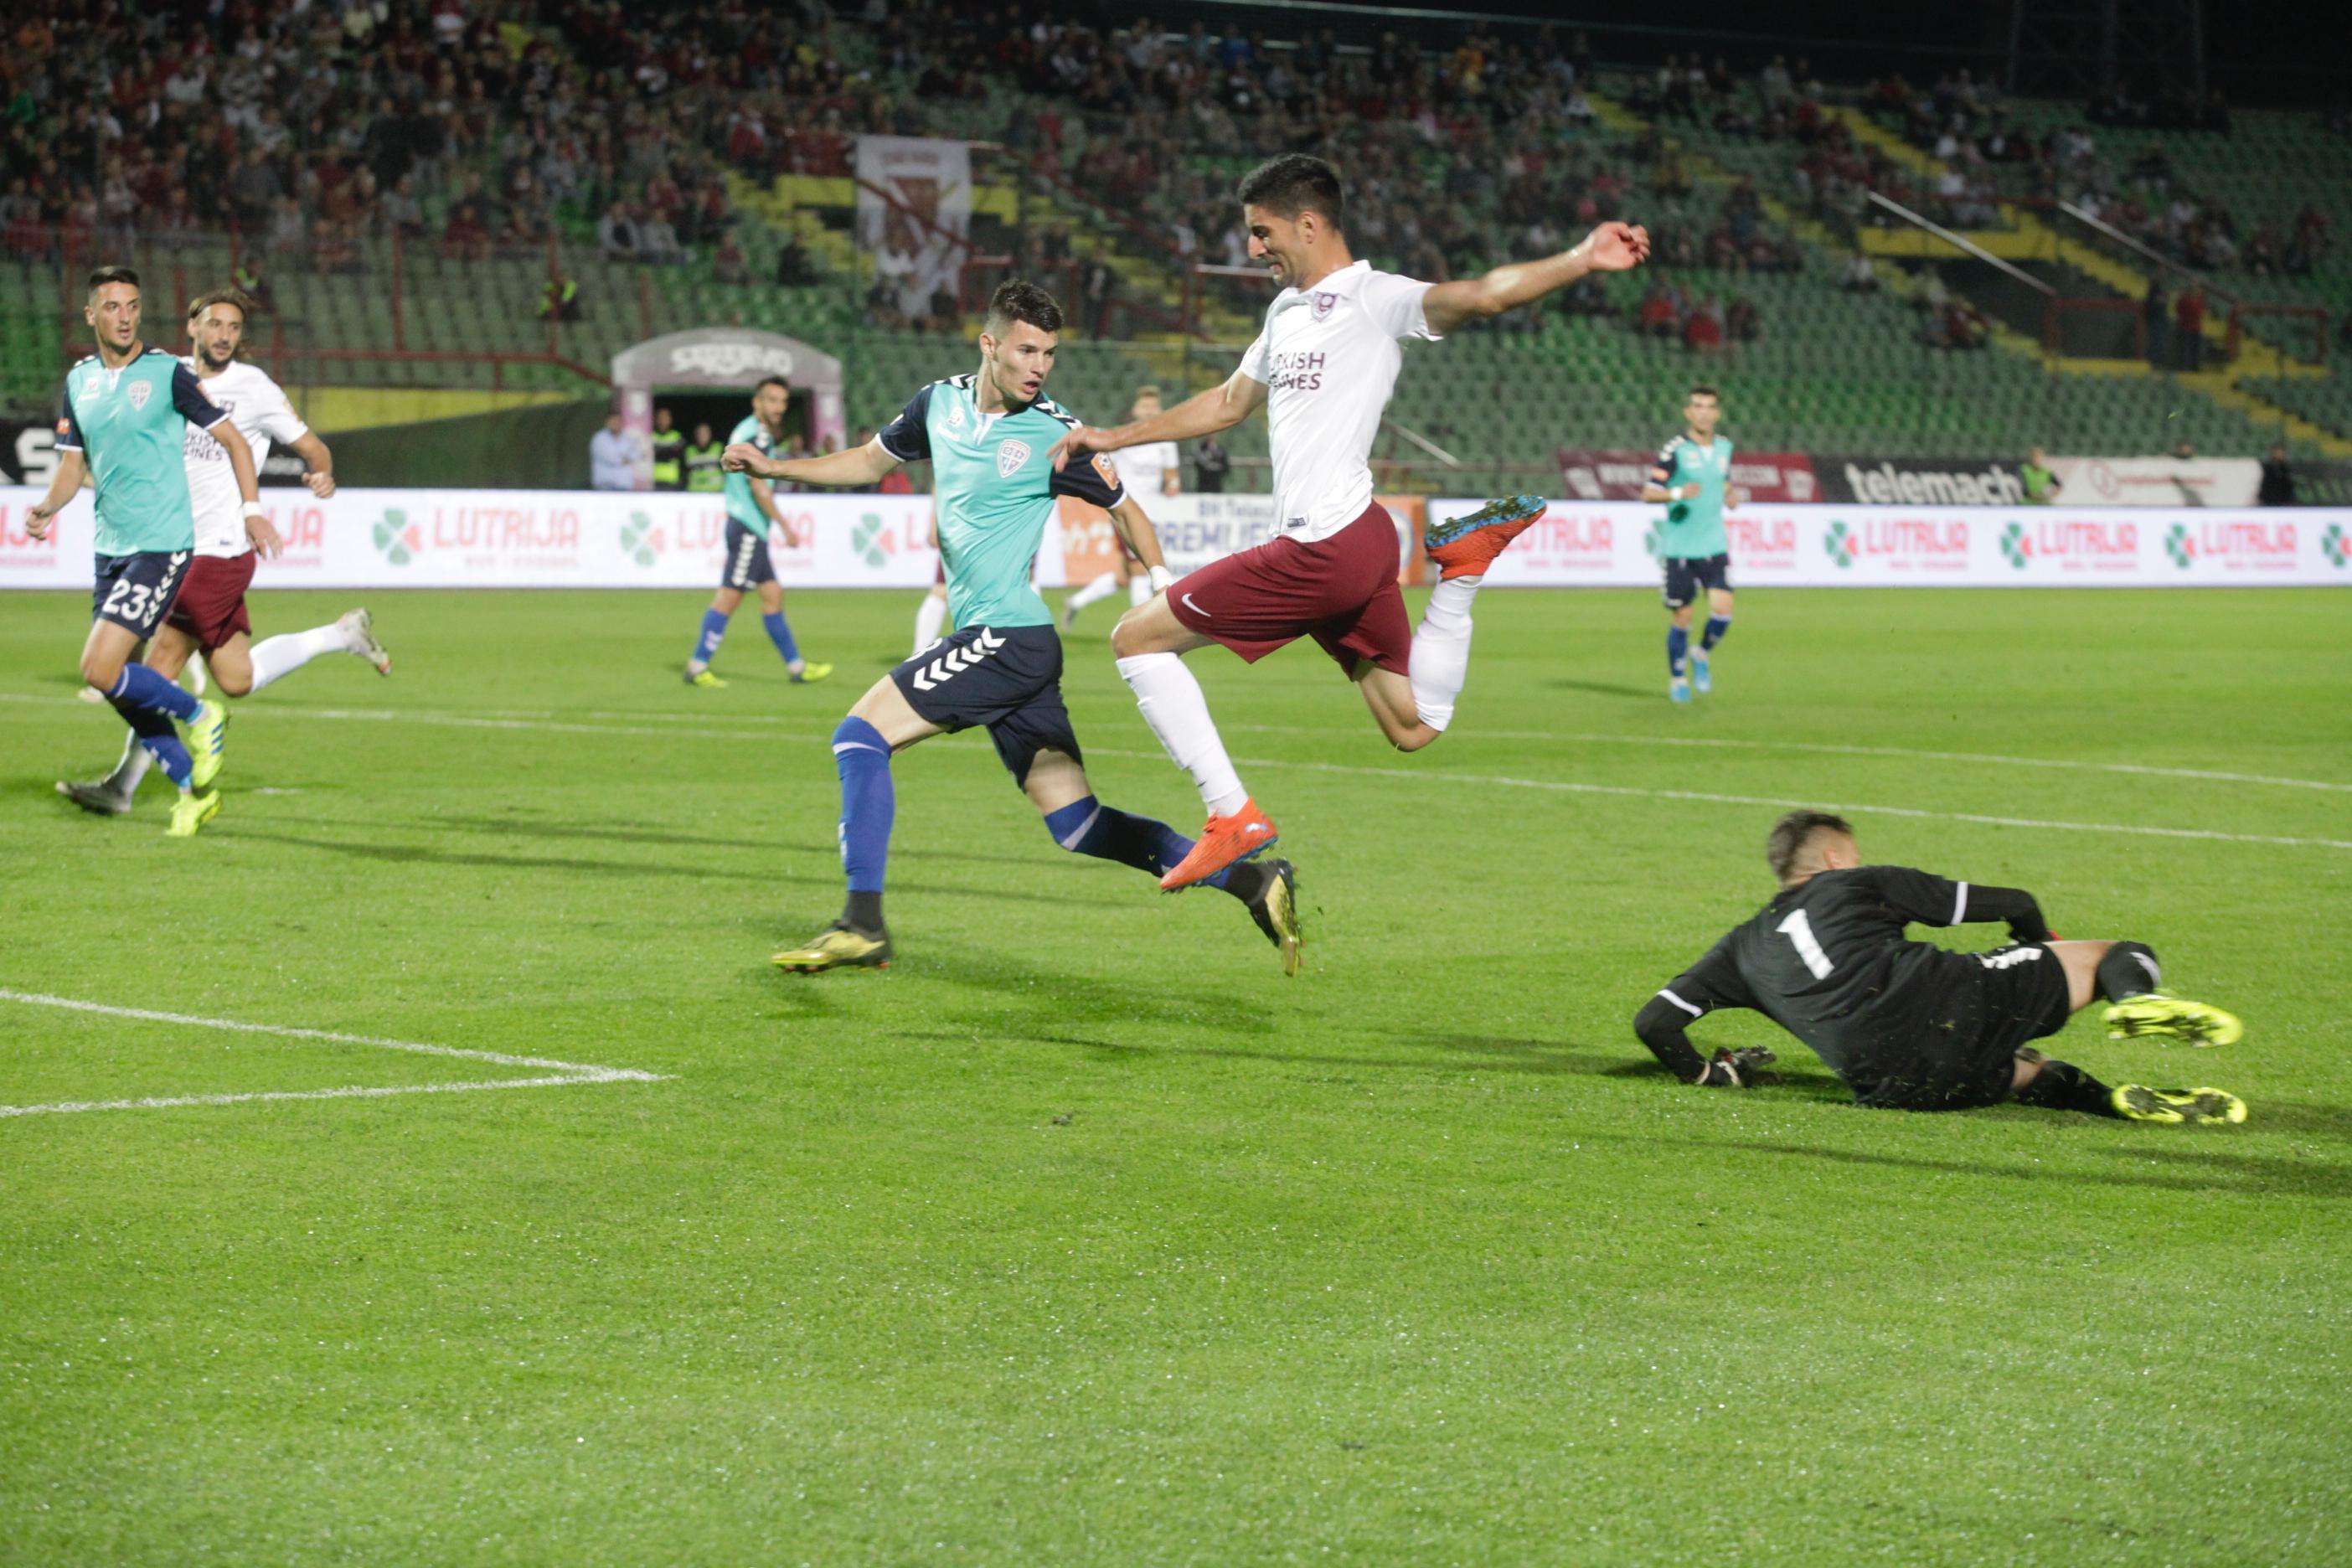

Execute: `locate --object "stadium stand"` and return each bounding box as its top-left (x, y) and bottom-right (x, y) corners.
top-left (3, 1), bottom-right (2345, 490)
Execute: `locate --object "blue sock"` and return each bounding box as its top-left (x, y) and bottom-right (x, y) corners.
top-left (111, 663), bottom-right (199, 722)
top-left (762, 611), bottom-right (801, 666)
top-left (1666, 627), bottom-right (1689, 678)
top-left (107, 698), bottom-right (190, 787)
top-left (142, 734), bottom-right (195, 788)
top-left (833, 716), bottom-right (894, 924)
top-left (691, 607), bottom-right (729, 666)
top-left (1701, 615), bottom-right (1730, 651)
top-left (1044, 795), bottom-right (1233, 890)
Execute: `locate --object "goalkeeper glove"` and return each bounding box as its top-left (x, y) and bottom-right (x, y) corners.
top-left (1696, 1046), bottom-right (1777, 1087)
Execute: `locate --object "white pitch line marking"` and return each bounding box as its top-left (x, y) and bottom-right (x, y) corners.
top-left (8, 689), bottom-right (2348, 795)
top-left (1085, 750), bottom-right (2352, 854)
top-left (0, 989), bottom-right (665, 1119)
top-left (10, 694), bottom-right (2346, 843)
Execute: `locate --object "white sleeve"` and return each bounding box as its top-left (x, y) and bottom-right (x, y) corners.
top-left (1359, 268), bottom-right (1438, 342)
top-left (1237, 318), bottom-right (1273, 384)
top-left (255, 377), bottom-right (310, 446)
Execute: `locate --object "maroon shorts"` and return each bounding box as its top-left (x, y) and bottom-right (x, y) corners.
top-left (165, 553), bottom-right (257, 652)
top-left (1166, 500), bottom-right (1410, 675)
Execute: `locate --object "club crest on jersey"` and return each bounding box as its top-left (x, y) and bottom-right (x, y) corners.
top-left (1310, 291), bottom-right (1338, 322)
top-left (997, 438), bottom-right (1030, 477)
top-left (126, 379), bottom-right (152, 410)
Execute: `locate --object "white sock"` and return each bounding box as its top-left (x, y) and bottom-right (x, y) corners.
top-left (1066, 570), bottom-right (1121, 612)
top-left (1116, 652), bottom-right (1248, 817)
top-left (1127, 572), bottom-right (1152, 607)
top-left (249, 623), bottom-right (357, 692)
top-left (911, 591), bottom-right (948, 655)
top-left (1407, 575), bottom-right (1483, 732)
top-left (106, 729), bottom-right (153, 796)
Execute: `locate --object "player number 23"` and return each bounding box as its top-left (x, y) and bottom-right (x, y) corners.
top-left (1776, 910), bottom-right (1835, 979)
top-left (102, 579), bottom-right (154, 624)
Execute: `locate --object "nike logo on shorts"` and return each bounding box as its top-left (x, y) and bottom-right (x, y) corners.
top-left (1181, 592), bottom-right (1210, 617)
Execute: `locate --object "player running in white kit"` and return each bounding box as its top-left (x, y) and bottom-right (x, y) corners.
top-left (1052, 154), bottom-right (1649, 889)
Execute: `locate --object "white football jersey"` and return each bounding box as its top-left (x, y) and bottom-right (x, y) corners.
top-left (1112, 440), bottom-right (1179, 498)
top-left (181, 358), bottom-right (309, 558)
top-left (1237, 260), bottom-right (1437, 542)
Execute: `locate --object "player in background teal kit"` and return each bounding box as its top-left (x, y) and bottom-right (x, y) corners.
top-left (682, 374), bottom-right (832, 689)
top-left (725, 281), bottom-right (1302, 977)
top-left (26, 266), bottom-right (269, 837)
top-left (1641, 384), bottom-right (1746, 704)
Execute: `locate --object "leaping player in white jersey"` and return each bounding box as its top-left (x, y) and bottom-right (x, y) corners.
top-left (58, 286), bottom-right (391, 818)
top-left (1052, 154), bottom-right (1649, 890)
top-left (1061, 384), bottom-right (1183, 632)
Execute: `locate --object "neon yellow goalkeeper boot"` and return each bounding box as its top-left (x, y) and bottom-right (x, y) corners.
top-left (773, 922), bottom-right (891, 973)
top-left (2112, 1085), bottom-right (2247, 1125)
top-left (684, 665), bottom-right (727, 689)
top-left (2103, 993), bottom-right (2242, 1048)
top-left (790, 662), bottom-right (834, 684)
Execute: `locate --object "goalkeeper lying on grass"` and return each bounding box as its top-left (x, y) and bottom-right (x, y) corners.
top-left (1632, 811), bottom-right (2246, 1124)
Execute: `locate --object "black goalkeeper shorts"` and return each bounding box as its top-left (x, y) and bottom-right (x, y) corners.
top-left (1849, 945), bottom-right (2073, 1112)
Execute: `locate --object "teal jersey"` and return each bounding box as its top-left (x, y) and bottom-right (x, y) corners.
top-left (1649, 433), bottom-right (1734, 559)
top-left (878, 374), bottom-right (1125, 631)
top-left (56, 347), bottom-right (230, 554)
top-left (720, 414), bottom-right (776, 525)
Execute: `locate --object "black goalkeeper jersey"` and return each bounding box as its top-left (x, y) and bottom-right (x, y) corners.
top-left (1648, 866), bottom-right (2051, 1082)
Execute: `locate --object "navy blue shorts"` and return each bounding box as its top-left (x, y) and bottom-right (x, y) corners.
top-left (93, 549), bottom-right (194, 639)
top-left (720, 518), bottom-right (775, 589)
top-left (890, 624), bottom-right (1081, 786)
top-left (1663, 552), bottom-right (1731, 610)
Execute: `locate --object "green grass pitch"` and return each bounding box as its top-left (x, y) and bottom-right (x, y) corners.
top-left (3, 585), bottom-right (2348, 1565)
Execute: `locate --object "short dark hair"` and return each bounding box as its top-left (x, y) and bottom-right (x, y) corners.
top-left (986, 279), bottom-right (1064, 336)
top-left (1766, 811), bottom-right (1854, 883)
top-left (1236, 153), bottom-right (1345, 230)
top-left (1688, 384), bottom-right (1721, 402)
top-left (187, 286), bottom-right (256, 322)
top-left (756, 374), bottom-right (791, 395)
top-left (87, 265), bottom-right (140, 298)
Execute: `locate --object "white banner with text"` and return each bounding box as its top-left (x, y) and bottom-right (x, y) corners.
top-left (1434, 499), bottom-right (2349, 586)
top-left (3, 490), bottom-right (2345, 589)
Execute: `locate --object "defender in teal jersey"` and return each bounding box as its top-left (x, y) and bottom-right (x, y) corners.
top-left (26, 266), bottom-right (268, 836)
top-left (1641, 384), bottom-right (1746, 703)
top-left (680, 374), bottom-right (832, 689)
top-left (724, 281), bottom-right (1302, 976)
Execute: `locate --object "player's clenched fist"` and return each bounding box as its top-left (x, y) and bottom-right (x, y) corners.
top-left (1577, 222), bottom-right (1652, 271)
top-left (720, 441), bottom-right (770, 475)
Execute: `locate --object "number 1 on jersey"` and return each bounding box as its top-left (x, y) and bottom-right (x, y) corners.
top-left (1776, 910), bottom-right (1834, 979)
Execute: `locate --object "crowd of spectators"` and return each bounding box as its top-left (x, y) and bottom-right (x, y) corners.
top-left (0, 0), bottom-right (760, 276)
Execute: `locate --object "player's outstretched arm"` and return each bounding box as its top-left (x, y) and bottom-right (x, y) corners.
top-left (1050, 371), bottom-right (1265, 471)
top-left (727, 436), bottom-right (901, 491)
top-left (1421, 222), bottom-right (1652, 337)
top-left (1879, 867), bottom-right (2055, 942)
top-left (1106, 495), bottom-right (1173, 591)
top-left (1633, 995), bottom-right (1777, 1088)
top-left (23, 447), bottom-right (86, 536)
top-left (213, 421), bottom-right (281, 559)
top-left (1960, 884), bottom-right (2055, 943)
top-left (291, 431), bottom-right (336, 498)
